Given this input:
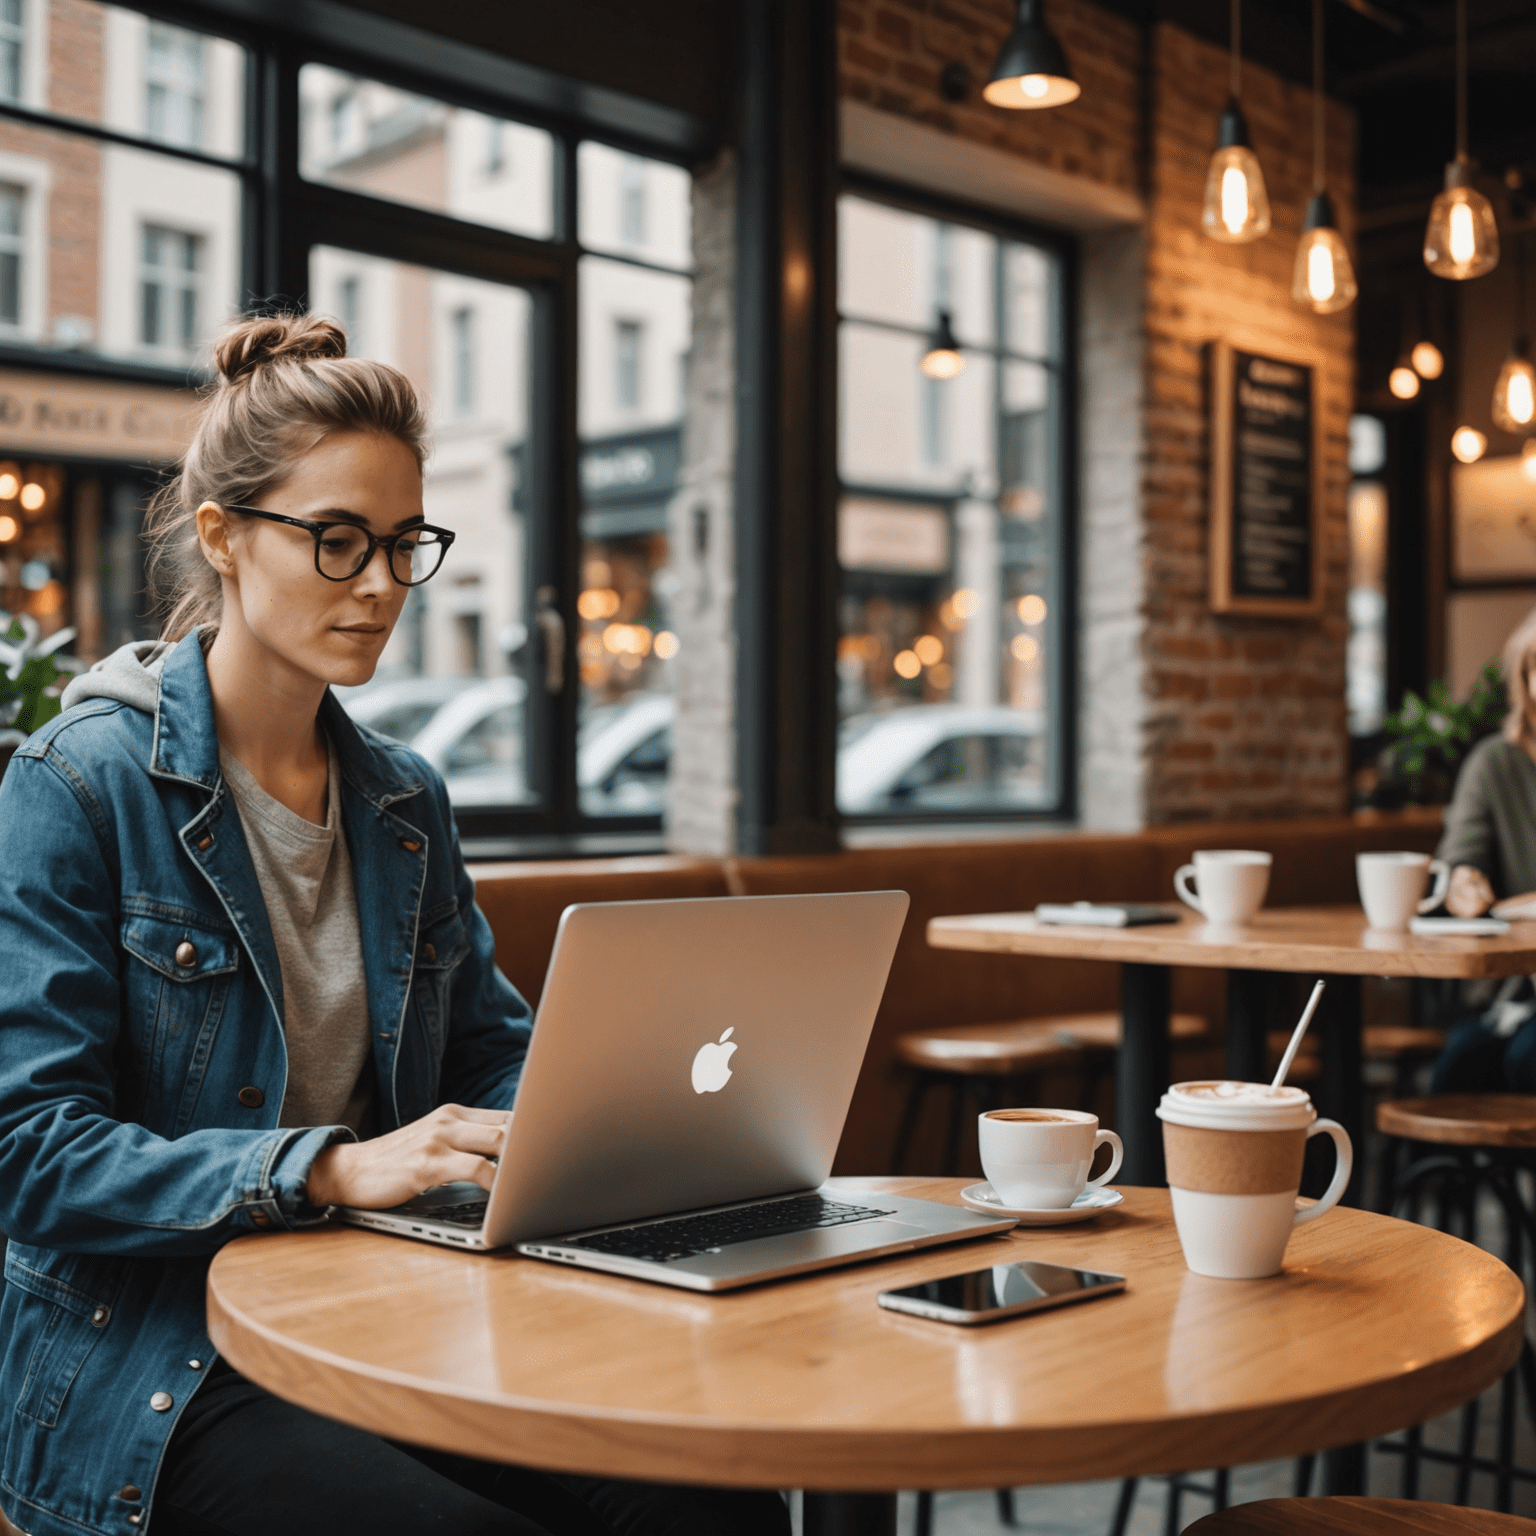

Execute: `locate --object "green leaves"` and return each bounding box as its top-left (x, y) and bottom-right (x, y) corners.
top-left (0, 615), bottom-right (80, 739)
top-left (1383, 658), bottom-right (1506, 803)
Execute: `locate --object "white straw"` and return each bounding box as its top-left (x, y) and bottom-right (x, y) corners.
top-left (1271, 979), bottom-right (1326, 1092)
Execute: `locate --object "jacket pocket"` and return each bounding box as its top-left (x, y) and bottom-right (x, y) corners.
top-left (120, 908), bottom-right (241, 1134)
top-left (5, 1248), bottom-right (124, 1428)
top-left (410, 904), bottom-right (470, 1059)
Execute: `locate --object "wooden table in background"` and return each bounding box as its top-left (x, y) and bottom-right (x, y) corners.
top-left (207, 1179), bottom-right (1524, 1536)
top-left (927, 907), bottom-right (1536, 1194)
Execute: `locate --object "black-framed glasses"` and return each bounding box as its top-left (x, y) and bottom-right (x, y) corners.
top-left (221, 505), bottom-right (455, 586)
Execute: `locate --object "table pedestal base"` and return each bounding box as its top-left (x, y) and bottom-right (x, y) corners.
top-left (802, 1491), bottom-right (898, 1535)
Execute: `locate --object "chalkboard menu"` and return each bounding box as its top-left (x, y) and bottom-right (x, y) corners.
top-left (1209, 341), bottom-right (1324, 617)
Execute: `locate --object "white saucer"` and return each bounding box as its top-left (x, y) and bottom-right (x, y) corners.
top-left (959, 1183), bottom-right (1124, 1225)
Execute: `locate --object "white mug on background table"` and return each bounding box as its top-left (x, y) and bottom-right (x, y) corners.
top-left (977, 1108), bottom-right (1123, 1209)
top-left (1173, 849), bottom-right (1272, 925)
top-left (1157, 1080), bottom-right (1353, 1279)
top-left (1356, 851), bottom-right (1450, 931)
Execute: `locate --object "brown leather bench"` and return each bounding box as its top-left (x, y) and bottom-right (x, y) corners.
top-left (471, 809), bottom-right (1441, 1174)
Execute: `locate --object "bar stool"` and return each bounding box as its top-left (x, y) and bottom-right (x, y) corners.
top-left (1373, 1094), bottom-right (1536, 1510)
top-left (890, 1012), bottom-right (1210, 1175)
top-left (1183, 1496), bottom-right (1536, 1533)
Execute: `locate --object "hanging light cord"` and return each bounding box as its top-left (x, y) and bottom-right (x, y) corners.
top-left (1456, 0), bottom-right (1468, 163)
top-left (1312, 0), bottom-right (1325, 193)
top-left (1230, 0), bottom-right (1241, 100)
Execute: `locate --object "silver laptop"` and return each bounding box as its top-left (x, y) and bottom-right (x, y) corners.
top-left (338, 892), bottom-right (1015, 1289)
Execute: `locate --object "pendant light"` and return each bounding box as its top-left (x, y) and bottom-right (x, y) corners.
top-left (1389, 363), bottom-right (1420, 400)
top-left (1201, 0), bottom-right (1270, 243)
top-left (1292, 0), bottom-right (1356, 314)
top-left (1492, 235), bottom-right (1535, 433)
top-left (983, 0), bottom-right (1080, 110)
top-left (1451, 426), bottom-right (1487, 463)
top-left (921, 311), bottom-right (966, 380)
top-left (1423, 0), bottom-right (1498, 280)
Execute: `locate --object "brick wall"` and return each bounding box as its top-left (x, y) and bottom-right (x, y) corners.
top-left (837, 0), bottom-right (1355, 825)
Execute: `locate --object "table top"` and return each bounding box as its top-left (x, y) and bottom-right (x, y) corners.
top-left (205, 1179), bottom-right (1523, 1492)
top-left (928, 906), bottom-right (1536, 979)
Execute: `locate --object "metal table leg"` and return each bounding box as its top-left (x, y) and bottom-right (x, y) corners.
top-left (1315, 974), bottom-right (1364, 1207)
top-left (1119, 962), bottom-right (1172, 1186)
top-left (1225, 969), bottom-right (1269, 1083)
top-left (802, 1491), bottom-right (899, 1535)
top-left (1320, 1442), bottom-right (1367, 1495)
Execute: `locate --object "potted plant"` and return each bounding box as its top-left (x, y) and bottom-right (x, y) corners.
top-left (1377, 658), bottom-right (1506, 806)
top-left (0, 615), bottom-right (83, 781)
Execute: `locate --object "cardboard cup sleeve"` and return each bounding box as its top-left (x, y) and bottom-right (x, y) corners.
top-left (1162, 1122), bottom-right (1309, 1195)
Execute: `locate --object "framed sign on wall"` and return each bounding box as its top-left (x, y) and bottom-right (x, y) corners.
top-left (1208, 340), bottom-right (1325, 618)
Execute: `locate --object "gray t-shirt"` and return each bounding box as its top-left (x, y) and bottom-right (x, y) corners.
top-left (1438, 734), bottom-right (1536, 901)
top-left (220, 742), bottom-right (375, 1135)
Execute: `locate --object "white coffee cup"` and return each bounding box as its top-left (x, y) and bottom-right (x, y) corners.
top-left (1356, 851), bottom-right (1451, 931)
top-left (1173, 849), bottom-right (1272, 925)
top-left (977, 1108), bottom-right (1123, 1210)
top-left (1157, 1080), bottom-right (1352, 1279)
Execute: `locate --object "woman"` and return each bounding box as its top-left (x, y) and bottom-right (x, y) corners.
top-left (0, 316), bottom-right (789, 1536)
top-left (1431, 606), bottom-right (1536, 1092)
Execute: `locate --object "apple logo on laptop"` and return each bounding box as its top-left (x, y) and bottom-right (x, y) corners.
top-left (691, 1028), bottom-right (738, 1094)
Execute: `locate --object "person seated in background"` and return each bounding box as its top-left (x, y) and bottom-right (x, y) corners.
top-left (1431, 607), bottom-right (1536, 1092)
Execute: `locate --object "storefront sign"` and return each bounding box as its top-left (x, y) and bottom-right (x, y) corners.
top-left (1208, 341), bottom-right (1324, 618)
top-left (0, 368), bottom-right (200, 462)
top-left (839, 498), bottom-right (950, 574)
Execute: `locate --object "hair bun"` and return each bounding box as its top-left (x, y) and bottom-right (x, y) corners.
top-left (214, 313), bottom-right (348, 383)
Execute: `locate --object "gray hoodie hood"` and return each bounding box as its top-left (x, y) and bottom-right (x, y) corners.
top-left (60, 639), bottom-right (173, 716)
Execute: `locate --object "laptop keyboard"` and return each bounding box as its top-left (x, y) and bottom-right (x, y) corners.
top-left (562, 1195), bottom-right (898, 1264)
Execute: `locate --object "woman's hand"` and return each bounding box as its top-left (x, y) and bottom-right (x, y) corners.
top-left (1446, 864), bottom-right (1496, 918)
top-left (305, 1104), bottom-right (509, 1210)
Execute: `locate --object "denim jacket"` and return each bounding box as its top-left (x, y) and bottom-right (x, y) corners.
top-left (0, 633), bottom-right (533, 1536)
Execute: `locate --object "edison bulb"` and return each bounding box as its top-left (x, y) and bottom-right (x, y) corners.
top-left (0, 513), bottom-right (16, 541)
top-left (0, 469), bottom-right (18, 500)
top-left (920, 346), bottom-right (965, 380)
top-left (1523, 440), bottom-right (1536, 482)
top-left (1389, 366), bottom-right (1420, 400)
top-left (1292, 226), bottom-right (1357, 315)
top-left (1201, 144), bottom-right (1271, 244)
top-left (19, 481), bottom-right (45, 512)
top-left (981, 71), bottom-right (1079, 109)
top-left (1412, 341), bottom-right (1445, 379)
top-left (1492, 349), bottom-right (1536, 433)
top-left (1451, 426), bottom-right (1487, 464)
top-left (1423, 167), bottom-right (1500, 280)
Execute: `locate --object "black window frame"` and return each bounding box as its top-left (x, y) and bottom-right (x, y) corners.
top-left (0, 0), bottom-right (710, 856)
top-left (834, 169), bottom-right (1080, 828)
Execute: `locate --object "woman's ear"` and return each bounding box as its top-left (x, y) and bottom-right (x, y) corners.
top-left (195, 501), bottom-right (237, 576)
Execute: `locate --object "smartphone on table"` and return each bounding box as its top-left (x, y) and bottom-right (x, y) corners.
top-left (877, 1259), bottom-right (1125, 1326)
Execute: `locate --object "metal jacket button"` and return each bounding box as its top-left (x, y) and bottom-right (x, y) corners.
top-left (401, 839), bottom-right (421, 852)
top-left (128, 1515), bottom-right (143, 1526)
top-left (90, 1306), bottom-right (109, 1327)
top-left (149, 1392), bottom-right (173, 1412)
top-left (116, 1486), bottom-right (141, 1501)
top-left (175, 941), bottom-right (196, 968)
top-left (237, 1086), bottom-right (264, 1109)
top-left (423, 942), bottom-right (436, 961)
top-left (188, 1359), bottom-right (203, 1370)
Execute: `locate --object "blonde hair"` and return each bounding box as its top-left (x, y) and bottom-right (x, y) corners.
top-left (1503, 607), bottom-right (1536, 745)
top-left (143, 313), bottom-right (430, 642)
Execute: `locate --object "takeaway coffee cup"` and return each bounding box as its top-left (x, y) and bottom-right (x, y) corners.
top-left (977, 1108), bottom-right (1123, 1209)
top-left (1157, 1081), bottom-right (1352, 1279)
top-left (1356, 851), bottom-right (1451, 931)
top-left (1173, 850), bottom-right (1272, 925)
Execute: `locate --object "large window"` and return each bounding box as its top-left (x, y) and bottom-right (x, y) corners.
top-left (837, 190), bottom-right (1068, 819)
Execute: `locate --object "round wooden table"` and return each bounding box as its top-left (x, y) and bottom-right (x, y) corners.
top-left (206, 1179), bottom-right (1526, 1535)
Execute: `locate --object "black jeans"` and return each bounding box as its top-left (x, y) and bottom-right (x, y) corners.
top-left (155, 1362), bottom-right (792, 1536)
top-left (1431, 1016), bottom-right (1536, 1095)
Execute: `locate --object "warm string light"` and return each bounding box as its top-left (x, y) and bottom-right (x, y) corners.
top-left (1412, 340), bottom-right (1445, 378)
top-left (1389, 366), bottom-right (1420, 400)
top-left (1451, 426), bottom-right (1487, 463)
